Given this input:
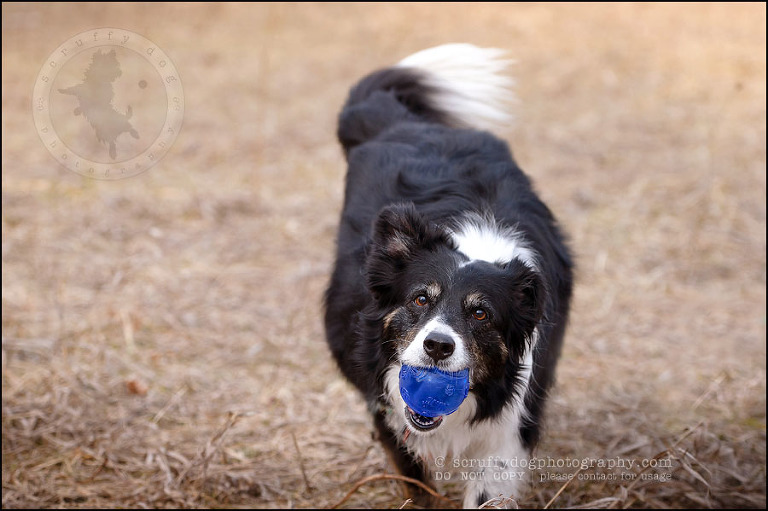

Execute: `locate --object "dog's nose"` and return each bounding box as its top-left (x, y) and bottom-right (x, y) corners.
top-left (424, 333), bottom-right (455, 362)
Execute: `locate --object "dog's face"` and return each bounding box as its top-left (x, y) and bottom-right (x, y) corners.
top-left (88, 49), bottom-right (122, 82)
top-left (366, 204), bottom-right (545, 432)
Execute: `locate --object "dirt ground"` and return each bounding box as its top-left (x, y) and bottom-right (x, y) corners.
top-left (2, 3), bottom-right (765, 509)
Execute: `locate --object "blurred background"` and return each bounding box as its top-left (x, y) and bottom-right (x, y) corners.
top-left (2, 3), bottom-right (765, 508)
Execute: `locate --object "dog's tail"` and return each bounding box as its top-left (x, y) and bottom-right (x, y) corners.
top-left (337, 43), bottom-right (514, 154)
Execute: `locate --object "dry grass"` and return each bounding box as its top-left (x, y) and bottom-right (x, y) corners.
top-left (2, 3), bottom-right (765, 509)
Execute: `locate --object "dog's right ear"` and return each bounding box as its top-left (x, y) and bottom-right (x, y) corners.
top-left (366, 203), bottom-right (448, 300)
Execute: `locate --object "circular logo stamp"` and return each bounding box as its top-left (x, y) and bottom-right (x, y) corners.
top-left (32, 28), bottom-right (184, 180)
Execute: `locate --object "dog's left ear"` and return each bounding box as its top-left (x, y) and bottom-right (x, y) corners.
top-left (518, 267), bottom-right (545, 326)
top-left (506, 263), bottom-right (546, 351)
top-left (366, 203), bottom-right (449, 299)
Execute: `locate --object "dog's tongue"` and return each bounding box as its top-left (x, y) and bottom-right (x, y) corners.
top-left (399, 365), bottom-right (470, 418)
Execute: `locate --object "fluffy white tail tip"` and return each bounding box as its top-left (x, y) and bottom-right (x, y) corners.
top-left (397, 43), bottom-right (515, 131)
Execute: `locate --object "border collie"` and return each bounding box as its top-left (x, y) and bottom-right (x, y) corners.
top-left (324, 44), bottom-right (573, 508)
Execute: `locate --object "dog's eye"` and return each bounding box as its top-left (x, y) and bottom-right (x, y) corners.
top-left (472, 308), bottom-right (488, 321)
top-left (414, 295), bottom-right (428, 307)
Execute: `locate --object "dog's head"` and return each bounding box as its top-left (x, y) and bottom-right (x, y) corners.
top-left (86, 49), bottom-right (122, 82)
top-left (366, 203), bottom-right (545, 433)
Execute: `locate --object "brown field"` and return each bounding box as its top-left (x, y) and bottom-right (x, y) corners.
top-left (2, 3), bottom-right (765, 509)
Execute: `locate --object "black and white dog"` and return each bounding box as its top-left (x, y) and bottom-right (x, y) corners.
top-left (324, 44), bottom-right (573, 507)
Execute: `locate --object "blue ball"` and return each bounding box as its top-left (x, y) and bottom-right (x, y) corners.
top-left (399, 365), bottom-right (470, 418)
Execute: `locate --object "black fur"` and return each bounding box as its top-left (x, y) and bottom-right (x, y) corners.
top-left (324, 59), bottom-right (573, 505)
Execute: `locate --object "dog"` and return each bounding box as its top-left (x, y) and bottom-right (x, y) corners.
top-left (324, 44), bottom-right (573, 508)
top-left (58, 48), bottom-right (139, 160)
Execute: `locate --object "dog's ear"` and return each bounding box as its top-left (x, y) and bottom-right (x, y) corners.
top-left (372, 203), bottom-right (433, 259)
top-left (366, 203), bottom-right (448, 299)
top-left (505, 263), bottom-right (546, 357)
top-left (518, 267), bottom-right (545, 326)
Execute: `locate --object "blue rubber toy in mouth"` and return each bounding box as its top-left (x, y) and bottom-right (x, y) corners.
top-left (399, 365), bottom-right (470, 419)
